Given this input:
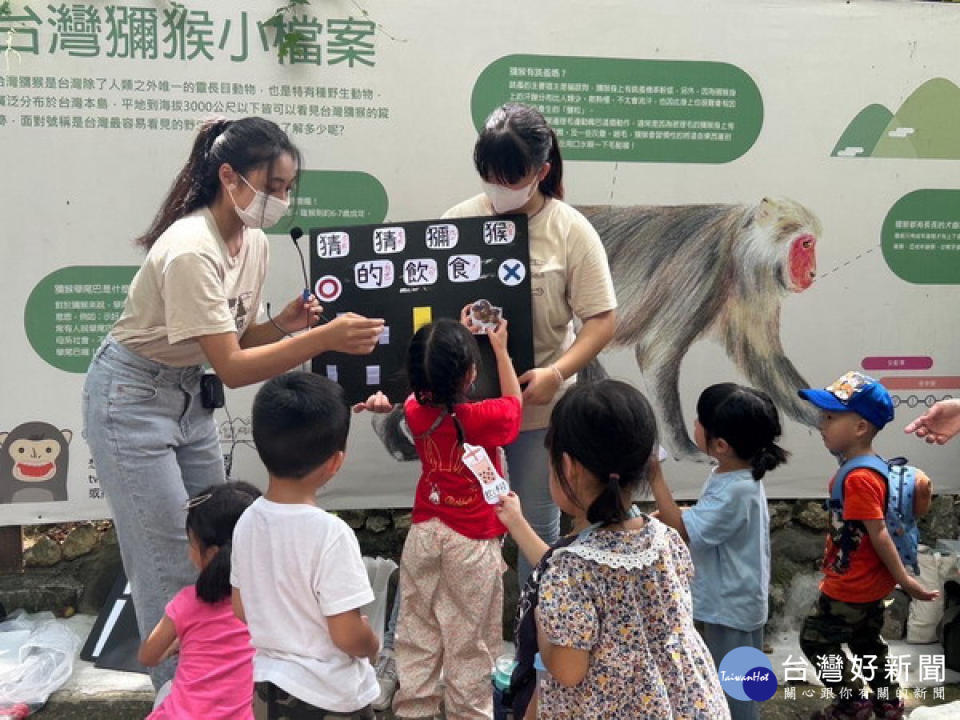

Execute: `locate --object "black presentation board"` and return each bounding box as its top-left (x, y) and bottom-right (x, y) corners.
top-left (309, 214), bottom-right (534, 405)
top-left (80, 570), bottom-right (147, 674)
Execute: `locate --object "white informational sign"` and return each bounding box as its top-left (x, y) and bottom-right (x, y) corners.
top-left (2, 0), bottom-right (959, 524)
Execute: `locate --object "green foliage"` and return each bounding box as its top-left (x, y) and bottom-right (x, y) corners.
top-left (268, 1), bottom-right (312, 61)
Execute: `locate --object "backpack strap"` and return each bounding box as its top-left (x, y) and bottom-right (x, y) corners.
top-left (829, 455), bottom-right (890, 511)
top-left (412, 409), bottom-right (450, 441)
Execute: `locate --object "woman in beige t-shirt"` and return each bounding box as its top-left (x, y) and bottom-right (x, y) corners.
top-left (372, 106), bottom-right (617, 711)
top-left (82, 117), bottom-right (383, 691)
top-left (446, 104), bottom-right (618, 582)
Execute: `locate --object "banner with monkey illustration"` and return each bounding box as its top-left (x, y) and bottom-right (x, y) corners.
top-left (2, 0), bottom-right (960, 523)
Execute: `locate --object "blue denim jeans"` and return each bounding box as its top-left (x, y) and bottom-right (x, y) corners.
top-left (82, 336), bottom-right (224, 689)
top-left (504, 428), bottom-right (558, 584)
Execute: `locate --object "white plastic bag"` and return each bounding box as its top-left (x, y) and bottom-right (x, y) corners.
top-left (0, 611), bottom-right (80, 707)
top-left (907, 546), bottom-right (959, 644)
top-left (908, 700), bottom-right (960, 718)
top-left (361, 556), bottom-right (398, 645)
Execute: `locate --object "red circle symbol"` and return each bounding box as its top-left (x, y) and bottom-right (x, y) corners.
top-left (315, 275), bottom-right (342, 302)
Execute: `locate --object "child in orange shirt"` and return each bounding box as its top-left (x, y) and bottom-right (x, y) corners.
top-left (799, 372), bottom-right (936, 720)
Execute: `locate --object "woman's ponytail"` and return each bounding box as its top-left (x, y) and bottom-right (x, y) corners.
top-left (135, 116), bottom-right (300, 250)
top-left (538, 126), bottom-right (564, 200)
top-left (136, 117), bottom-right (231, 250)
top-left (474, 103), bottom-right (564, 199)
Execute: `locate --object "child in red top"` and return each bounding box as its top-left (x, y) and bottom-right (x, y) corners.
top-left (798, 372), bottom-right (937, 720)
top-left (359, 314), bottom-right (521, 720)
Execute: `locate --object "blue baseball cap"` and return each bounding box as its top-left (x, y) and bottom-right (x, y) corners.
top-left (798, 371), bottom-right (895, 429)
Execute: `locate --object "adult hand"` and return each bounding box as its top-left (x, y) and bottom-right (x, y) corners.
top-left (323, 313), bottom-right (384, 355)
top-left (519, 367), bottom-right (563, 406)
top-left (487, 318), bottom-right (509, 355)
top-left (277, 294), bottom-right (323, 332)
top-left (904, 399), bottom-right (960, 445)
top-left (352, 391), bottom-right (393, 414)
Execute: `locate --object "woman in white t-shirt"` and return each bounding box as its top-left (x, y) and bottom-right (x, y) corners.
top-left (82, 117), bottom-right (383, 691)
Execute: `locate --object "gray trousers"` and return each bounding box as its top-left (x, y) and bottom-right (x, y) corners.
top-left (82, 337), bottom-right (225, 689)
top-left (698, 621), bottom-right (764, 720)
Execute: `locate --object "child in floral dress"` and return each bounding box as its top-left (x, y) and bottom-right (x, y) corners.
top-left (497, 379), bottom-right (729, 720)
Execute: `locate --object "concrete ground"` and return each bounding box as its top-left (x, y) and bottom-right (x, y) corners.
top-left (25, 615), bottom-right (960, 719)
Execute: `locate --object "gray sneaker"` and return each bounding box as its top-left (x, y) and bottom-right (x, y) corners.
top-left (372, 649), bottom-right (398, 712)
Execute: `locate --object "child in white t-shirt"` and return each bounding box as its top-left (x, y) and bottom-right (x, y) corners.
top-left (231, 372), bottom-right (380, 719)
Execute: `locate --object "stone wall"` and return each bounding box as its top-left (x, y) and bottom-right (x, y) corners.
top-left (3, 496), bottom-right (957, 639)
top-left (0, 521), bottom-right (121, 617)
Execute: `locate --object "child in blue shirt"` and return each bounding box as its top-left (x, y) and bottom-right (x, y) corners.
top-left (651, 383), bottom-right (788, 720)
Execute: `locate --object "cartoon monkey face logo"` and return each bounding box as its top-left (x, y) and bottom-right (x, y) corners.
top-left (8, 434), bottom-right (70, 482)
top-left (0, 422), bottom-right (72, 503)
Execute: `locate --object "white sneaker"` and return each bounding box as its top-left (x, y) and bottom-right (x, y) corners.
top-left (372, 649), bottom-right (398, 712)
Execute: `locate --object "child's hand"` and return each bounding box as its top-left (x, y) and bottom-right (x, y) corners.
top-left (496, 491), bottom-right (524, 529)
top-left (352, 391), bottom-right (392, 414)
top-left (360, 615), bottom-right (379, 664)
top-left (159, 637), bottom-right (180, 662)
top-left (902, 577), bottom-right (940, 602)
top-left (487, 318), bottom-right (509, 354)
top-left (647, 453), bottom-right (665, 485)
top-left (460, 303), bottom-right (475, 331)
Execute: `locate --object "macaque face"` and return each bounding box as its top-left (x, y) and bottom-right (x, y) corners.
top-left (9, 438), bottom-right (62, 482)
top-left (788, 233), bottom-right (817, 291)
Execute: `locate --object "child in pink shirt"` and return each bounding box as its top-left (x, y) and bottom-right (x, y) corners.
top-left (139, 482), bottom-right (261, 719)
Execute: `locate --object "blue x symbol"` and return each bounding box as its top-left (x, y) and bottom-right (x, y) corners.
top-left (502, 263), bottom-right (522, 281)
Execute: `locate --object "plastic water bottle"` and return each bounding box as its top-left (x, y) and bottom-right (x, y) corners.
top-left (492, 653), bottom-right (517, 720)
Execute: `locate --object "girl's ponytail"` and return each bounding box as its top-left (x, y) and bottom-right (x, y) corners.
top-left (696, 383), bottom-right (790, 481)
top-left (186, 481), bottom-right (261, 605)
top-left (547, 380), bottom-right (657, 527)
top-left (406, 319), bottom-right (480, 447)
top-left (586, 474), bottom-right (629, 526)
top-left (749, 443), bottom-right (788, 481)
top-left (196, 539), bottom-right (233, 604)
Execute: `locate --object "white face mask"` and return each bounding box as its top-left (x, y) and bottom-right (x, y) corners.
top-left (229, 174), bottom-right (290, 229)
top-left (481, 178), bottom-right (538, 214)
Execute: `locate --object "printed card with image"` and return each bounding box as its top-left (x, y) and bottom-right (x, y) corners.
top-left (461, 443), bottom-right (510, 504)
top-left (469, 299), bottom-right (503, 333)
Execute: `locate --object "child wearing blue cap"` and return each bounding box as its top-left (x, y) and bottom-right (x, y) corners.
top-left (798, 372), bottom-right (937, 720)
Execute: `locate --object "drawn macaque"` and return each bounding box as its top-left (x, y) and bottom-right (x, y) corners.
top-left (577, 197), bottom-right (820, 457)
top-left (366, 198), bottom-right (821, 462)
top-left (0, 422), bottom-right (72, 503)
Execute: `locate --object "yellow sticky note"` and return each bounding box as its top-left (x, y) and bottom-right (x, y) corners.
top-left (413, 306), bottom-right (432, 333)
